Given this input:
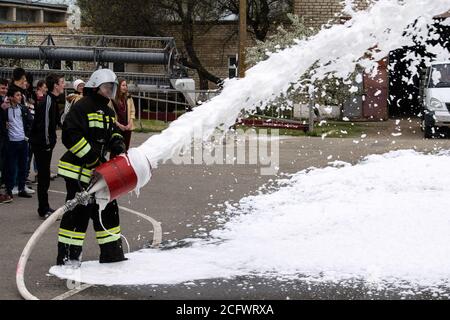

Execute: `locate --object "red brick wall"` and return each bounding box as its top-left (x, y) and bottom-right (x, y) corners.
top-left (136, 23), bottom-right (246, 89)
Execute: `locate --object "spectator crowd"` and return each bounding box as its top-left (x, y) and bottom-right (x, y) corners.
top-left (0, 67), bottom-right (136, 219)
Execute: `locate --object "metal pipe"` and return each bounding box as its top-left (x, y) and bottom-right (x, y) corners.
top-left (0, 47), bottom-right (169, 65)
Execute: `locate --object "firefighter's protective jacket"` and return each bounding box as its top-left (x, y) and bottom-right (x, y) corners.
top-left (57, 92), bottom-right (123, 184)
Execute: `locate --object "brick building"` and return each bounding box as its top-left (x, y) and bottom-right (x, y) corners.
top-left (171, 0), bottom-right (375, 88)
top-left (129, 22), bottom-right (242, 88)
top-left (294, 0), bottom-right (371, 27)
top-left (0, 0), bottom-right (67, 26)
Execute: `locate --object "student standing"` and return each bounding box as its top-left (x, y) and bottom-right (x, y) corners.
top-left (5, 87), bottom-right (33, 199)
top-left (30, 74), bottom-right (65, 219)
top-left (0, 79), bottom-right (11, 204)
top-left (113, 79), bottom-right (135, 150)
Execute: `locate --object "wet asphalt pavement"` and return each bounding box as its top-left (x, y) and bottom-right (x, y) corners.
top-left (2, 119), bottom-right (450, 300)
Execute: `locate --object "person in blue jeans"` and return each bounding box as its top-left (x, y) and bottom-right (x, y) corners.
top-left (5, 87), bottom-right (33, 199)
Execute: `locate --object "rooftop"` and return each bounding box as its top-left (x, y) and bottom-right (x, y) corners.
top-left (0, 0), bottom-right (68, 11)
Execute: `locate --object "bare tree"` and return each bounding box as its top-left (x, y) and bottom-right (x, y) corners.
top-left (77, 0), bottom-right (292, 88)
top-left (156, 1), bottom-right (223, 89)
top-left (77, 0), bottom-right (223, 89)
top-left (218, 0), bottom-right (293, 41)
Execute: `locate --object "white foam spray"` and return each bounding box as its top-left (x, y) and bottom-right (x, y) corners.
top-left (128, 0), bottom-right (450, 194)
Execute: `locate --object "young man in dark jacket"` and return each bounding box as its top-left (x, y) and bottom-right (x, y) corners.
top-left (30, 74), bottom-right (65, 219)
top-left (4, 87), bottom-right (33, 199)
top-left (0, 79), bottom-right (12, 204)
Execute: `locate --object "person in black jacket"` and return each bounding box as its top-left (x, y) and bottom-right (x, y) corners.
top-left (30, 74), bottom-right (65, 218)
top-left (0, 78), bottom-right (8, 176)
top-left (4, 87), bottom-right (33, 199)
top-left (0, 78), bottom-right (12, 204)
top-left (24, 72), bottom-right (36, 185)
top-left (56, 69), bottom-right (127, 266)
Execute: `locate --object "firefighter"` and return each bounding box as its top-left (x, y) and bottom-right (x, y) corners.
top-left (56, 69), bottom-right (127, 265)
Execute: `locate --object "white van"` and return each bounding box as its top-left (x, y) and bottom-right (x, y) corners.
top-left (421, 61), bottom-right (450, 138)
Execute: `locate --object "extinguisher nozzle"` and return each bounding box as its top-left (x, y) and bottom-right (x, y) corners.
top-left (91, 154), bottom-right (139, 202)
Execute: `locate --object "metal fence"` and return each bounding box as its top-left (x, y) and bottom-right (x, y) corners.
top-left (132, 89), bottom-right (221, 125)
top-left (133, 89), bottom-right (314, 133)
top-left (0, 66), bottom-right (219, 125)
top-left (0, 68), bottom-right (173, 88)
top-left (0, 33), bottom-right (176, 53)
top-left (0, 33), bottom-right (179, 74)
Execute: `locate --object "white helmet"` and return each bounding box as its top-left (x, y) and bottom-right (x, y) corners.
top-left (85, 69), bottom-right (118, 99)
top-left (73, 79), bottom-right (85, 92)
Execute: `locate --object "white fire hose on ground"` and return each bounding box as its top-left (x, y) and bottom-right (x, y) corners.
top-left (16, 153), bottom-right (154, 300)
top-left (16, 191), bottom-right (91, 300)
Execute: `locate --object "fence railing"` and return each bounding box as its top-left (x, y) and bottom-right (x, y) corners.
top-left (0, 68), bottom-right (173, 89)
top-left (0, 33), bottom-right (176, 52)
top-left (131, 89), bottom-right (311, 132)
top-left (132, 89), bottom-right (221, 126)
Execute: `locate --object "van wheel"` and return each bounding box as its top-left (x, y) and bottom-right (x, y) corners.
top-left (423, 123), bottom-right (435, 139)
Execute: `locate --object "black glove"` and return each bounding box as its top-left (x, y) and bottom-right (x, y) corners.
top-left (110, 139), bottom-right (126, 158)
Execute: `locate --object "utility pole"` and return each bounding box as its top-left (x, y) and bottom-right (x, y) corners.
top-left (238, 0), bottom-right (247, 78)
top-left (309, 86), bottom-right (315, 133)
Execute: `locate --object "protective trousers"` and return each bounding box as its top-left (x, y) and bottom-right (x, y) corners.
top-left (56, 178), bottom-right (126, 265)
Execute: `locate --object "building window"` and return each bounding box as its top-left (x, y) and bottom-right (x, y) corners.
top-left (16, 8), bottom-right (33, 23)
top-left (48, 60), bottom-right (61, 69)
top-left (228, 55), bottom-right (238, 78)
top-left (44, 12), bottom-right (65, 23)
top-left (113, 62), bottom-right (125, 73)
top-left (64, 60), bottom-right (74, 70)
top-left (0, 8), bottom-right (7, 21)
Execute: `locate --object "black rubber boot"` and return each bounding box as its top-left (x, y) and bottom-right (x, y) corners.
top-left (99, 239), bottom-right (127, 263)
top-left (56, 243), bottom-right (82, 266)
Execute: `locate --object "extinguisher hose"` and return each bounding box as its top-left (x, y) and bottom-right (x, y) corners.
top-left (16, 191), bottom-right (92, 300)
top-left (16, 189), bottom-right (160, 300)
